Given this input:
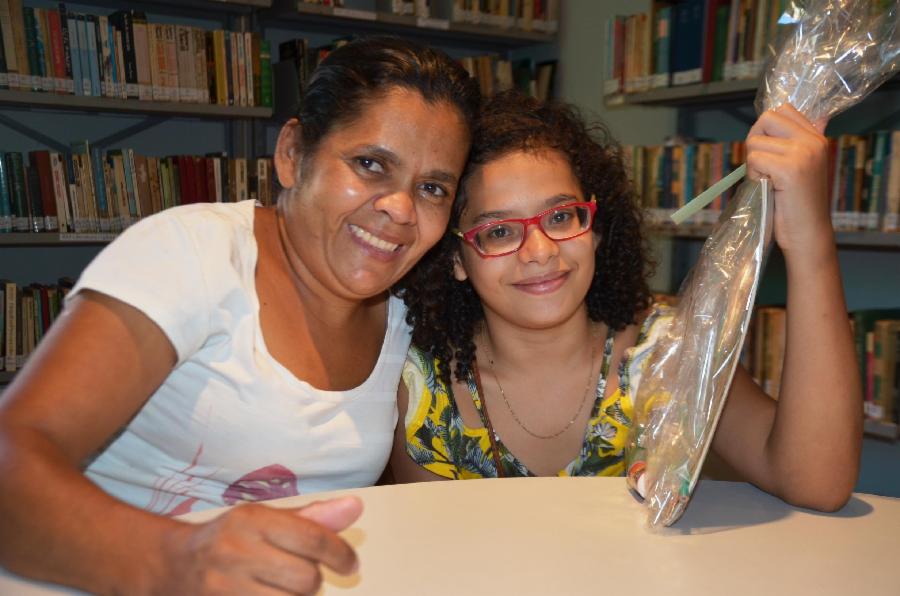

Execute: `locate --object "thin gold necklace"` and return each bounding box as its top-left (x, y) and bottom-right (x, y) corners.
top-left (481, 325), bottom-right (598, 440)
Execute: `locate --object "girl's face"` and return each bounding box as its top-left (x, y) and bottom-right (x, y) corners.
top-left (282, 87), bottom-right (470, 300)
top-left (454, 150), bottom-right (599, 331)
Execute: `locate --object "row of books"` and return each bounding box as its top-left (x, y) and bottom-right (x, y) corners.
top-left (297, 0), bottom-right (559, 33)
top-left (274, 35), bottom-right (557, 111)
top-left (604, 0), bottom-right (788, 96)
top-left (1, 278), bottom-right (72, 372)
top-left (0, 2), bottom-right (274, 107)
top-left (460, 54), bottom-right (555, 100)
top-left (745, 306), bottom-right (900, 427)
top-left (655, 296), bottom-right (900, 427)
top-left (855, 309), bottom-right (900, 427)
top-left (624, 130), bottom-right (900, 231)
top-left (0, 147), bottom-right (275, 234)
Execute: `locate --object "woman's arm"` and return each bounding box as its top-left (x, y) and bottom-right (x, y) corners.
top-left (0, 291), bottom-right (359, 594)
top-left (390, 380), bottom-right (448, 483)
top-left (712, 105), bottom-right (862, 512)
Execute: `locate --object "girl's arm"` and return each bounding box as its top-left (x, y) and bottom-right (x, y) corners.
top-left (712, 104), bottom-right (862, 511)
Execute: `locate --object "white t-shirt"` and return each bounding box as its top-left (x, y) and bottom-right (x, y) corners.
top-left (69, 200), bottom-right (411, 515)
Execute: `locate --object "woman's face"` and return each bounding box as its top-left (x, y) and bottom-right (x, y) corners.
top-left (284, 87), bottom-right (470, 300)
top-left (455, 149), bottom-right (599, 331)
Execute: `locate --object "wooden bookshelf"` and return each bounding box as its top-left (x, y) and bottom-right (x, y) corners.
top-left (647, 225), bottom-right (900, 251)
top-left (0, 371), bottom-right (13, 385)
top-left (0, 90), bottom-right (272, 120)
top-left (263, 0), bottom-right (555, 51)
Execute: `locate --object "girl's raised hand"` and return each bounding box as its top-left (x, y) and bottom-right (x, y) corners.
top-left (745, 103), bottom-right (831, 256)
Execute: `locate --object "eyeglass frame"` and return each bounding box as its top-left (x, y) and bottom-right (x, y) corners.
top-left (453, 196), bottom-right (598, 258)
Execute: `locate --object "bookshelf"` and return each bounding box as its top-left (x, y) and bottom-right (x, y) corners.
top-left (0, 0), bottom-right (560, 385)
top-left (595, 0), bottom-right (900, 449)
top-left (648, 225), bottom-right (900, 251)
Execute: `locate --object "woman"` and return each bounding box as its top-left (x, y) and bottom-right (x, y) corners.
top-left (392, 91), bottom-right (861, 512)
top-left (0, 37), bottom-right (479, 594)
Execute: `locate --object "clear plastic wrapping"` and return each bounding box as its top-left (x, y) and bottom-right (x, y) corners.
top-left (625, 0), bottom-right (900, 527)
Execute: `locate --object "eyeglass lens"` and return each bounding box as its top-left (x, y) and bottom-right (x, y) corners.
top-left (473, 204), bottom-right (593, 255)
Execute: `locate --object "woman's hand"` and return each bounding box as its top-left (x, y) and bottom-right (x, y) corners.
top-left (158, 497), bottom-right (362, 595)
top-left (745, 103), bottom-right (832, 255)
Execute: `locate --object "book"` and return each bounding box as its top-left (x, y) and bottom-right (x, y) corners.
top-left (28, 150), bottom-right (58, 231)
top-left (131, 12), bottom-right (151, 100)
top-left (108, 10), bottom-right (138, 99)
top-left (4, 280), bottom-right (16, 371)
top-left (872, 319), bottom-right (900, 423)
top-left (0, 152), bottom-right (12, 232)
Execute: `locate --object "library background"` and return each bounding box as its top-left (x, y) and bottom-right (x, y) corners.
top-left (0, 0), bottom-right (898, 497)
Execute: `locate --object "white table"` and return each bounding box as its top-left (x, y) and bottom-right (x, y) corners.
top-left (2, 477), bottom-right (898, 595)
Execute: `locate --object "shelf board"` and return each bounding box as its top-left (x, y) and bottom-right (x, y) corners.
top-left (0, 232), bottom-right (115, 246)
top-left (617, 78), bottom-right (761, 107)
top-left (647, 225), bottom-right (900, 250)
top-left (263, 0), bottom-right (555, 50)
top-left (72, 0), bottom-right (272, 13)
top-left (0, 89), bottom-right (273, 119)
top-left (614, 73), bottom-right (900, 108)
top-left (864, 419), bottom-right (899, 441)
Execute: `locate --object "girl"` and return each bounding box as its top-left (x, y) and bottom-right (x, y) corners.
top-left (392, 90), bottom-right (861, 513)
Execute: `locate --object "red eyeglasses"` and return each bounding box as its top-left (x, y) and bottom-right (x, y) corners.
top-left (455, 198), bottom-right (597, 258)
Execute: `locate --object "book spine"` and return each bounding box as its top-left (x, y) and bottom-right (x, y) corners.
top-left (84, 15), bottom-right (100, 97)
top-left (98, 15), bottom-right (112, 97)
top-left (0, 1), bottom-right (17, 88)
top-left (131, 14), bottom-right (151, 100)
top-left (23, 7), bottom-right (40, 91)
top-left (6, 153), bottom-right (29, 231)
top-left (259, 38), bottom-right (272, 108)
top-left (163, 24), bottom-right (178, 102)
top-left (4, 281), bottom-right (16, 371)
top-left (46, 9), bottom-right (65, 93)
top-left (75, 15), bottom-right (90, 96)
top-left (0, 151), bottom-right (12, 232)
top-left (193, 27), bottom-right (208, 104)
top-left (149, 23), bottom-right (164, 100)
top-left (48, 151), bottom-right (70, 233)
top-left (34, 8), bottom-right (52, 92)
top-left (175, 25), bottom-right (194, 102)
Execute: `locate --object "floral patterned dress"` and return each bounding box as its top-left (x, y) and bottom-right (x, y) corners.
top-left (401, 306), bottom-right (672, 478)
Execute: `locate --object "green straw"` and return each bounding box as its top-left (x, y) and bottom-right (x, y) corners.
top-left (670, 163), bottom-right (747, 225)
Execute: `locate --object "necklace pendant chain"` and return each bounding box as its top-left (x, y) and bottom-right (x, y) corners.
top-left (482, 325), bottom-right (598, 440)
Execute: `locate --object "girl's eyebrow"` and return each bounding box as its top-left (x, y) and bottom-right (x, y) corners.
top-left (470, 194), bottom-right (581, 225)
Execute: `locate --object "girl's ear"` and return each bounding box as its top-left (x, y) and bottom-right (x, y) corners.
top-left (452, 251), bottom-right (469, 282)
top-left (275, 118), bottom-right (301, 189)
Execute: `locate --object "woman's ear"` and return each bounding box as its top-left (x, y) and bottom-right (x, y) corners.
top-left (452, 251), bottom-right (469, 282)
top-left (275, 118), bottom-right (301, 189)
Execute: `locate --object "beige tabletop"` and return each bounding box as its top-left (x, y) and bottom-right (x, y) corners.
top-left (2, 477), bottom-right (898, 595)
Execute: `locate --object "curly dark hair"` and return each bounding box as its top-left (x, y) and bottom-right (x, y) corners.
top-left (394, 90), bottom-right (653, 386)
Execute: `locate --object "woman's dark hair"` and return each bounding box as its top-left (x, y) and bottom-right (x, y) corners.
top-left (297, 36), bottom-right (480, 156)
top-left (395, 90), bottom-right (654, 385)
